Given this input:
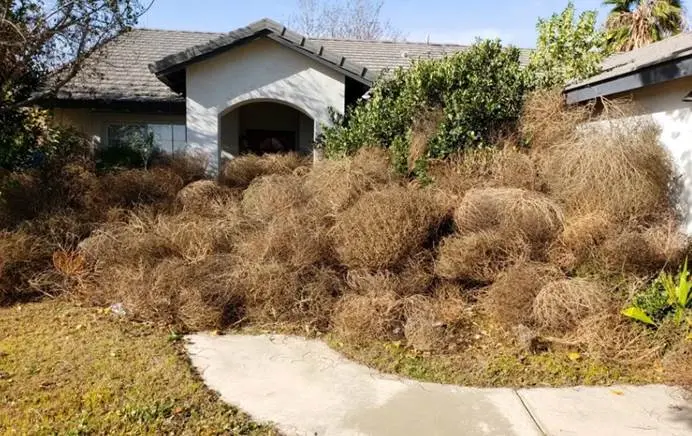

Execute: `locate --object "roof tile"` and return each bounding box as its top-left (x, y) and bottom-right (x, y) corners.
top-left (58, 25), bottom-right (533, 103)
top-left (566, 32), bottom-right (692, 90)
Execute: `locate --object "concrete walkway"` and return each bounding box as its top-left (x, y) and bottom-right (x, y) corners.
top-left (186, 333), bottom-right (692, 436)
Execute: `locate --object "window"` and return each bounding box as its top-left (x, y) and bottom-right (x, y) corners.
top-left (107, 123), bottom-right (187, 153)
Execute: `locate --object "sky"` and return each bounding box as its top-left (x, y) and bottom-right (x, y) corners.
top-left (138, 0), bottom-right (611, 48)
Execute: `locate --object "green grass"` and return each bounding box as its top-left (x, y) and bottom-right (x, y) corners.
top-left (325, 329), bottom-right (661, 388)
top-left (0, 300), bottom-right (277, 435)
top-left (0, 299), bottom-right (668, 436)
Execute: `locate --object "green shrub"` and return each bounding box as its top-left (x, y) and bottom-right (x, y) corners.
top-left (321, 40), bottom-right (529, 174)
top-left (631, 280), bottom-right (672, 322)
top-left (0, 108), bottom-right (91, 171)
top-left (95, 144), bottom-right (149, 170)
top-left (623, 259), bottom-right (692, 329)
top-left (527, 1), bottom-right (608, 89)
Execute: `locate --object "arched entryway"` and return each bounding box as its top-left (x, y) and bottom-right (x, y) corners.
top-left (218, 100), bottom-right (315, 160)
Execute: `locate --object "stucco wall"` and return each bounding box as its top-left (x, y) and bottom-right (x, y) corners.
top-left (617, 76), bottom-right (692, 232)
top-left (186, 37), bottom-right (346, 171)
top-left (52, 108), bottom-right (185, 148)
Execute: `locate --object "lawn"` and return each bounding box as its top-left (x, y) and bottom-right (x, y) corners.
top-left (0, 300), bottom-right (277, 435)
top-left (325, 322), bottom-right (662, 389)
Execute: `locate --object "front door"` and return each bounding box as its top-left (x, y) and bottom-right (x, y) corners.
top-left (242, 130), bottom-right (296, 154)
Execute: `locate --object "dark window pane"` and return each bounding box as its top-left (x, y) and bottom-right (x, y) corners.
top-left (172, 124), bottom-right (186, 142)
top-left (172, 125), bottom-right (186, 153)
top-left (108, 125), bottom-right (147, 148)
top-left (148, 124), bottom-right (172, 152)
top-left (108, 123), bottom-right (186, 154)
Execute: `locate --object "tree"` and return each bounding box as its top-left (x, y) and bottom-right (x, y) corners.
top-left (528, 2), bottom-right (609, 89)
top-left (604, 0), bottom-right (686, 51)
top-left (1, 0), bottom-right (150, 111)
top-left (0, 0), bottom-right (150, 170)
top-left (289, 0), bottom-right (402, 40)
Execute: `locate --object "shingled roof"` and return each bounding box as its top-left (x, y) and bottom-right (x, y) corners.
top-left (318, 39), bottom-right (531, 72)
top-left (149, 18), bottom-right (381, 90)
top-left (565, 32), bottom-right (692, 104)
top-left (56, 18), bottom-right (532, 104)
top-left (56, 29), bottom-right (223, 103)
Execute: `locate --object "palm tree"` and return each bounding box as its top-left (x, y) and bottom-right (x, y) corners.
top-left (604, 0), bottom-right (686, 51)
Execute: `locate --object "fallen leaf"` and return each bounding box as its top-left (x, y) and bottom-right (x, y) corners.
top-left (611, 390), bottom-right (624, 396)
top-left (567, 352), bottom-right (581, 362)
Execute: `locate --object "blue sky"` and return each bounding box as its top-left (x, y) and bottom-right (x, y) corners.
top-left (138, 0), bottom-right (609, 48)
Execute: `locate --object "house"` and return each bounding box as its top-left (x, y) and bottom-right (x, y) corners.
top-left (48, 18), bottom-right (531, 171)
top-left (565, 33), bottom-right (692, 232)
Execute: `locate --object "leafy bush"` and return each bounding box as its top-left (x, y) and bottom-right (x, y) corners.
top-left (0, 107), bottom-right (54, 171)
top-left (321, 40), bottom-right (529, 174)
top-left (0, 108), bottom-right (92, 171)
top-left (528, 1), bottom-right (608, 89)
top-left (623, 259), bottom-right (692, 328)
top-left (95, 144), bottom-right (149, 170)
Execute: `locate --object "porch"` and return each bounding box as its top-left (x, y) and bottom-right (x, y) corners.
top-left (218, 100), bottom-right (315, 161)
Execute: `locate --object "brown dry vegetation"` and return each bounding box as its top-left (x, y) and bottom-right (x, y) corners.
top-left (520, 88), bottom-right (592, 151)
top-left (435, 231), bottom-right (531, 283)
top-left (332, 186), bottom-right (447, 269)
top-left (541, 122), bottom-right (674, 221)
top-left (482, 262), bottom-right (565, 327)
top-left (409, 109), bottom-right (444, 172)
top-left (428, 146), bottom-right (538, 202)
top-left (219, 152), bottom-right (308, 189)
top-left (532, 278), bottom-right (611, 333)
top-left (663, 342), bottom-right (692, 389)
top-left (304, 147), bottom-right (393, 215)
top-left (2, 92), bottom-right (690, 388)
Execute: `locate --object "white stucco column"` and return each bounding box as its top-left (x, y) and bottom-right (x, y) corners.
top-left (186, 99), bottom-right (220, 171)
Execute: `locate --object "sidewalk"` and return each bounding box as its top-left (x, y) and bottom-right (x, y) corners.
top-left (186, 333), bottom-right (692, 436)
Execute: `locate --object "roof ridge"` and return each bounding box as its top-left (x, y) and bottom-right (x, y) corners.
top-left (313, 37), bottom-right (469, 47)
top-left (150, 19), bottom-right (379, 89)
top-left (604, 31), bottom-right (692, 56)
top-left (133, 27), bottom-right (226, 35)
top-left (130, 27), bottom-right (534, 50)
top-left (649, 31), bottom-right (692, 45)
top-left (601, 32), bottom-right (692, 68)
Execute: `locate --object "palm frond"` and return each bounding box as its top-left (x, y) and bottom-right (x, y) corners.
top-left (604, 0), bottom-right (685, 51)
top-left (603, 0), bottom-right (639, 13)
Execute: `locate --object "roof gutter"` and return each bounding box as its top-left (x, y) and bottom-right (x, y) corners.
top-left (41, 97), bottom-right (186, 113)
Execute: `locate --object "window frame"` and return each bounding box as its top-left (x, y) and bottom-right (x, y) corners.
top-left (107, 122), bottom-right (187, 154)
